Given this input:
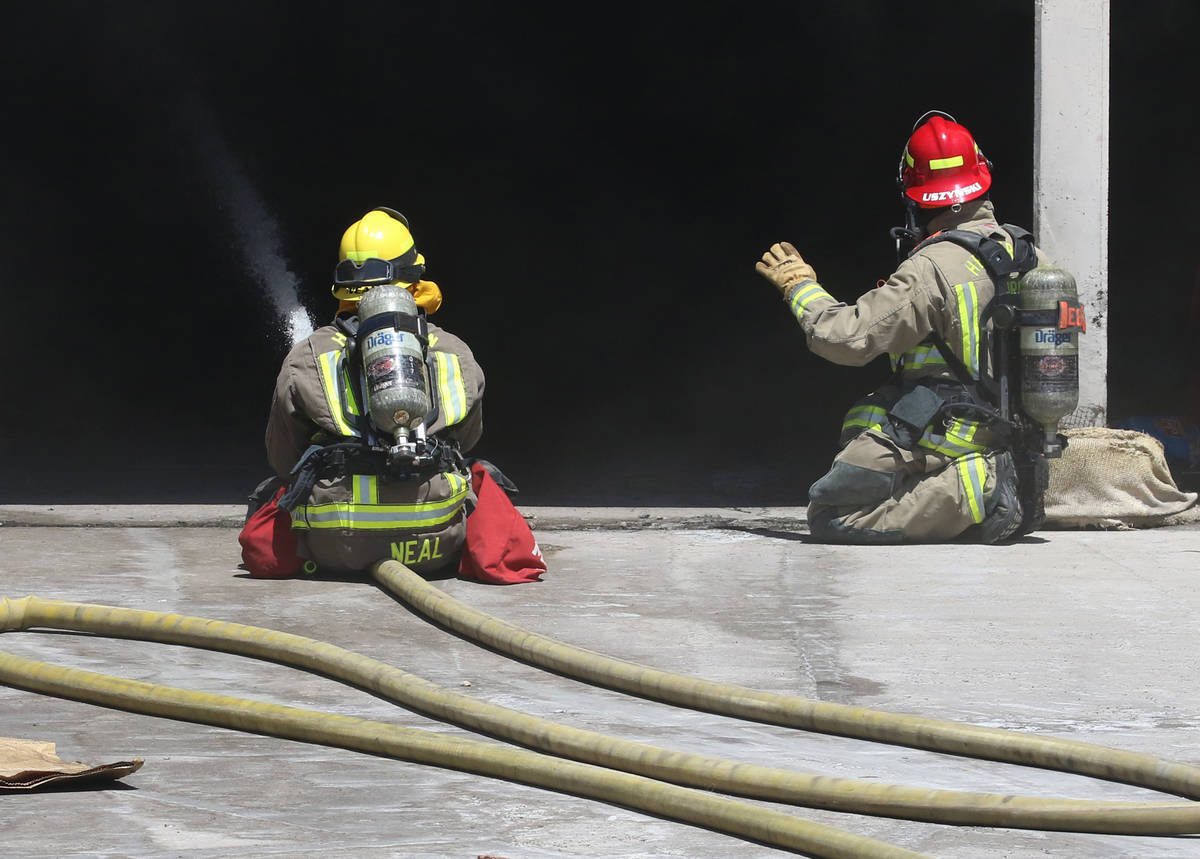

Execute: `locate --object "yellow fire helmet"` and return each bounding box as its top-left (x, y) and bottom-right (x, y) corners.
top-left (331, 207), bottom-right (443, 314)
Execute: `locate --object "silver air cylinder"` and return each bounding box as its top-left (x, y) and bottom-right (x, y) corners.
top-left (357, 285), bottom-right (431, 443)
top-left (1019, 265), bottom-right (1081, 456)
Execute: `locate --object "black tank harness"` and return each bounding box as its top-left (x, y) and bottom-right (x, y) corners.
top-left (278, 313), bottom-right (461, 512)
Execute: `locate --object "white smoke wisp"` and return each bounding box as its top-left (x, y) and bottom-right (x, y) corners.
top-left (184, 103), bottom-right (314, 345)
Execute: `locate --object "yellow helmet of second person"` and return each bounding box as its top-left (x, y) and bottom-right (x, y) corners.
top-left (331, 207), bottom-right (442, 314)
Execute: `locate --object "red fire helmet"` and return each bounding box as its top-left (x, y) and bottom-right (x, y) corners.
top-left (898, 112), bottom-right (992, 209)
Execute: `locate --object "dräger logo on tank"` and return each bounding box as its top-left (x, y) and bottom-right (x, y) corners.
top-left (365, 331), bottom-right (395, 349)
top-left (1034, 329), bottom-right (1074, 346)
top-left (922, 182), bottom-right (982, 202)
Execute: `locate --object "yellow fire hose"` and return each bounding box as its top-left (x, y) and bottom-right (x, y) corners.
top-left (5, 593), bottom-right (1199, 837)
top-left (0, 644), bottom-right (919, 859)
top-left (369, 559), bottom-right (1200, 805)
top-left (3, 587), bottom-right (1200, 851)
top-left (0, 594), bottom-right (938, 859)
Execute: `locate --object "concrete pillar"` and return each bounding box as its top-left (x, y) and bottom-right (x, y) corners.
top-left (1033, 0), bottom-right (1110, 428)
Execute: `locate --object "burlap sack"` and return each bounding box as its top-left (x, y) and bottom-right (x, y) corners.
top-left (1045, 427), bottom-right (1200, 529)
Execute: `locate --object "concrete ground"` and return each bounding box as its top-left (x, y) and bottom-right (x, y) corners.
top-left (1, 504), bottom-right (1199, 859)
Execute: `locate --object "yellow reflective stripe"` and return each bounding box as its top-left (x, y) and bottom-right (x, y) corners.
top-left (842, 404), bottom-right (886, 433)
top-left (915, 345), bottom-right (947, 366)
top-left (929, 155), bottom-right (964, 170)
top-left (340, 361), bottom-right (363, 417)
top-left (891, 344), bottom-right (948, 371)
top-left (919, 418), bottom-right (987, 457)
top-left (788, 281), bottom-right (834, 318)
top-left (292, 472), bottom-right (469, 531)
top-left (947, 419), bottom-right (981, 449)
top-left (317, 350), bottom-right (359, 437)
top-left (956, 452), bottom-right (987, 523)
top-left (432, 351), bottom-right (468, 426)
top-left (921, 435), bottom-right (972, 456)
top-left (352, 474), bottom-right (379, 504)
top-left (954, 282), bottom-right (980, 377)
top-left (904, 148), bottom-right (914, 167)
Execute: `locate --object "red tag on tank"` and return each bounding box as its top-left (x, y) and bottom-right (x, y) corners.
top-left (1058, 301), bottom-right (1087, 332)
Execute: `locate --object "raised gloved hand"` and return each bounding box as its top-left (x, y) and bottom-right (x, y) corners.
top-left (755, 241), bottom-right (817, 295)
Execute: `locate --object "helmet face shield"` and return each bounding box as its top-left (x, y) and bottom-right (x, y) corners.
top-left (333, 246), bottom-right (426, 289)
top-left (333, 257), bottom-right (394, 288)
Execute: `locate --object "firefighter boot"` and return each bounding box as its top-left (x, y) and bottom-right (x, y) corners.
top-left (980, 451), bottom-right (1024, 544)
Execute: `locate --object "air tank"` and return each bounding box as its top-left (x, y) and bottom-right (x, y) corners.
top-left (357, 285), bottom-right (431, 442)
top-left (1018, 265), bottom-right (1081, 455)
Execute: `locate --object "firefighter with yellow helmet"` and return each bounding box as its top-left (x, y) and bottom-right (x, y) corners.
top-left (263, 207), bottom-right (485, 573)
top-left (756, 111), bottom-right (1060, 544)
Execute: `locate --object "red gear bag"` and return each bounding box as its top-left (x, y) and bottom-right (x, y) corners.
top-left (459, 461), bottom-right (546, 585)
top-left (238, 485), bottom-right (304, 579)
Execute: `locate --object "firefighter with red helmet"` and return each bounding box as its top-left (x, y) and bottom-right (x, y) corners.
top-left (756, 111), bottom-right (1053, 544)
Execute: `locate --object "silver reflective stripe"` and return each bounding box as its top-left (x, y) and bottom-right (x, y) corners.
top-left (955, 452), bottom-right (988, 523)
top-left (842, 404), bottom-right (886, 433)
top-left (920, 417), bottom-right (987, 457)
top-left (292, 472), bottom-right (469, 531)
top-left (431, 351), bottom-right (468, 427)
top-left (317, 349), bottom-right (362, 438)
top-left (352, 474), bottom-right (378, 504)
top-left (891, 344), bottom-right (949, 372)
top-left (954, 281), bottom-right (981, 376)
top-left (788, 281), bottom-right (835, 319)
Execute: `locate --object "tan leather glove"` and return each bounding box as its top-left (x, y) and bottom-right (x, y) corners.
top-left (755, 241), bottom-right (817, 295)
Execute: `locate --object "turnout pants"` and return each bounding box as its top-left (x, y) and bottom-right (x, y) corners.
top-left (806, 428), bottom-right (1006, 544)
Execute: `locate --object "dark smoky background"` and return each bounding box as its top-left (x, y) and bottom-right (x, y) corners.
top-left (2, 2), bottom-right (1196, 505)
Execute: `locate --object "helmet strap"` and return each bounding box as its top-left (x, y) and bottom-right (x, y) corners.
top-left (889, 199), bottom-right (925, 261)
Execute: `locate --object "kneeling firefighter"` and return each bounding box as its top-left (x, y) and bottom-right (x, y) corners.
top-left (755, 111), bottom-right (1085, 544)
top-left (262, 207), bottom-right (486, 574)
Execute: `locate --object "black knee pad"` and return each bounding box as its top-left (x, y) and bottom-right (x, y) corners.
top-left (808, 462), bottom-right (895, 506)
